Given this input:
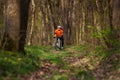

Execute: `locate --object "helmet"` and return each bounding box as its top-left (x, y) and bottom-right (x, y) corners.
top-left (57, 26), bottom-right (63, 29)
top-left (57, 26), bottom-right (61, 29)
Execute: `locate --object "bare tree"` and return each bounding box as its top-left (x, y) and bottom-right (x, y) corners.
top-left (19, 0), bottom-right (31, 53)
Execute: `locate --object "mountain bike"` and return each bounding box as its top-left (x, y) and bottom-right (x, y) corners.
top-left (54, 37), bottom-right (63, 50)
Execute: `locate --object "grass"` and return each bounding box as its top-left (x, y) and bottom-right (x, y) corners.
top-left (0, 48), bottom-right (41, 79)
top-left (0, 45), bottom-right (119, 80)
top-left (25, 45), bottom-right (70, 66)
top-left (77, 70), bottom-right (95, 80)
top-left (0, 45), bottom-right (71, 79)
top-left (53, 74), bottom-right (68, 80)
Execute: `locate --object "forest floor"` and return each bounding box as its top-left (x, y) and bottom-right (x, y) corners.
top-left (0, 45), bottom-right (119, 80)
top-left (22, 45), bottom-right (120, 80)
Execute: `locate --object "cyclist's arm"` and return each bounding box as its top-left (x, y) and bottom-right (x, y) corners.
top-left (53, 30), bottom-right (57, 38)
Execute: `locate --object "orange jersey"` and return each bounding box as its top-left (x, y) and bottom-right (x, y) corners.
top-left (55, 29), bottom-right (63, 37)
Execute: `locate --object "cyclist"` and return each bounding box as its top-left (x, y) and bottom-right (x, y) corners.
top-left (54, 26), bottom-right (64, 49)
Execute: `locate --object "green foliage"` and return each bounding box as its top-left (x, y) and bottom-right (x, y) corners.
top-left (92, 28), bottom-right (112, 39)
top-left (0, 46), bottom-right (52, 79)
top-left (0, 50), bottom-right (40, 79)
top-left (91, 28), bottom-right (119, 49)
top-left (93, 44), bottom-right (120, 58)
top-left (93, 46), bottom-right (109, 57)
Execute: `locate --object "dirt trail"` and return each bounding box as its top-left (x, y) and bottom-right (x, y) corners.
top-left (23, 47), bottom-right (120, 80)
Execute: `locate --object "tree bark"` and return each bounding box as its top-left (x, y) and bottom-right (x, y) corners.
top-left (19, 0), bottom-right (30, 53)
top-left (27, 0), bottom-right (35, 45)
top-left (2, 0), bottom-right (20, 51)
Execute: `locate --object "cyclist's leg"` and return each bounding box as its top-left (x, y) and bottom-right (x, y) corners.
top-left (56, 37), bottom-right (63, 50)
top-left (56, 37), bottom-right (58, 42)
top-left (56, 37), bottom-right (61, 48)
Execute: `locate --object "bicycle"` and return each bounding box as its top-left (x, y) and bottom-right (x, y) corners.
top-left (54, 37), bottom-right (63, 50)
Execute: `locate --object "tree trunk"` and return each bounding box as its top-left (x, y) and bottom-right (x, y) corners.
top-left (18, 0), bottom-right (30, 53)
top-left (27, 0), bottom-right (35, 45)
top-left (2, 0), bottom-right (20, 51)
top-left (113, 0), bottom-right (120, 40)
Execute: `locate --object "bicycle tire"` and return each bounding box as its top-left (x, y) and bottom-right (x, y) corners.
top-left (54, 38), bottom-right (62, 50)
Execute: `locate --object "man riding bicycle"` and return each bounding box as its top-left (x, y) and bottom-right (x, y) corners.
top-left (54, 26), bottom-right (64, 49)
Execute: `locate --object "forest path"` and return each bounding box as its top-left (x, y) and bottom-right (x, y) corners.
top-left (23, 46), bottom-right (120, 80)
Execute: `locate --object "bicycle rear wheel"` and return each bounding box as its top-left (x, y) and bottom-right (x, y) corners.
top-left (54, 38), bottom-right (61, 50)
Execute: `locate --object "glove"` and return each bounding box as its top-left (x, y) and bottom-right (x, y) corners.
top-left (53, 34), bottom-right (56, 38)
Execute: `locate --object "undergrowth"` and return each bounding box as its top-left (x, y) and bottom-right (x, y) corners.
top-left (0, 44), bottom-right (119, 80)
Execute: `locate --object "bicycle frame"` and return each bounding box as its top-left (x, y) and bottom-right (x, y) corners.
top-left (54, 37), bottom-right (62, 50)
